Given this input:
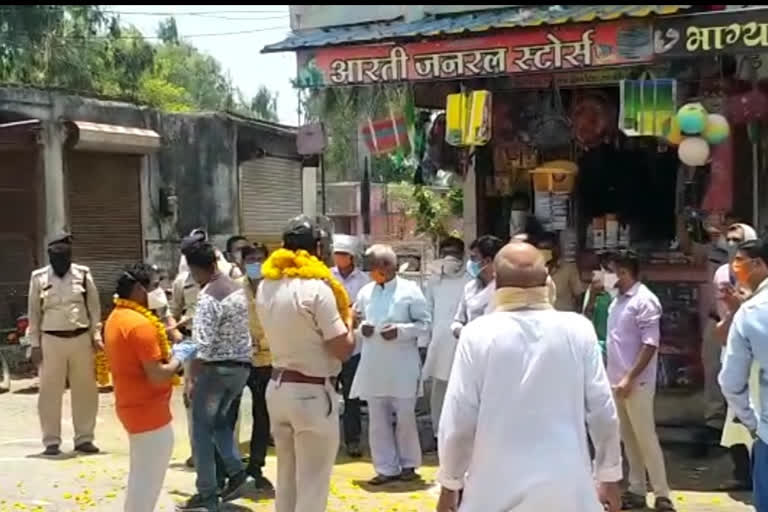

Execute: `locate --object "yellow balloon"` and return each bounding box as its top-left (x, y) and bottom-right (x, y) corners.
top-left (665, 117), bottom-right (683, 145)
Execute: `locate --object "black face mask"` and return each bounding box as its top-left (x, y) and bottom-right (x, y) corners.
top-left (49, 249), bottom-right (72, 277)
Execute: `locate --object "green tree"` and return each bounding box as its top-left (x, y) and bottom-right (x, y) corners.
top-left (156, 17), bottom-right (179, 45)
top-left (0, 6), bottom-right (278, 115)
top-left (247, 85), bottom-right (279, 122)
top-left (388, 182), bottom-right (460, 246)
top-left (150, 42), bottom-right (235, 111)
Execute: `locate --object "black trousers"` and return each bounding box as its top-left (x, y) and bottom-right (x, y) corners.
top-left (245, 365), bottom-right (272, 476)
top-left (214, 365), bottom-right (272, 483)
top-left (339, 354), bottom-right (361, 446)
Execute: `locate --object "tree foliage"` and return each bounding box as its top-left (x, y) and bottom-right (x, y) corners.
top-left (0, 7), bottom-right (279, 117)
top-left (388, 182), bottom-right (460, 245)
top-left (248, 85), bottom-right (279, 122)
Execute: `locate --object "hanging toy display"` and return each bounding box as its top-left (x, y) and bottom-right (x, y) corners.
top-left (671, 102), bottom-right (731, 166)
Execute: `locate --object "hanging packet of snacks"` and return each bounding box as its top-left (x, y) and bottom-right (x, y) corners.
top-left (445, 90), bottom-right (492, 146)
top-left (619, 72), bottom-right (677, 137)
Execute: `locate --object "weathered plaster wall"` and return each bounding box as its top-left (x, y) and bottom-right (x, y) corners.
top-left (0, 88), bottom-right (240, 274)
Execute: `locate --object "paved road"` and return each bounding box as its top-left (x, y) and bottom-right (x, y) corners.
top-left (0, 379), bottom-right (755, 511)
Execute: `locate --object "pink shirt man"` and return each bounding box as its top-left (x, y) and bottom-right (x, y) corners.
top-left (606, 282), bottom-right (663, 387)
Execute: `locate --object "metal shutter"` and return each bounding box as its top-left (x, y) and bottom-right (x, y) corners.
top-left (66, 152), bottom-right (142, 313)
top-left (240, 157), bottom-right (302, 242)
top-left (0, 150), bottom-right (39, 327)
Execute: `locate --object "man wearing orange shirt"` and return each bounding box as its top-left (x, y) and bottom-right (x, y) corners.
top-left (104, 264), bottom-right (194, 512)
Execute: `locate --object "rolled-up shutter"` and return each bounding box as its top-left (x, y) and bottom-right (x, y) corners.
top-left (240, 156), bottom-right (302, 244)
top-left (66, 151), bottom-right (142, 312)
top-left (0, 150), bottom-right (39, 327)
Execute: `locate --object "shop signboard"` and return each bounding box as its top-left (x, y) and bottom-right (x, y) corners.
top-left (654, 8), bottom-right (768, 57)
top-left (294, 20), bottom-right (653, 87)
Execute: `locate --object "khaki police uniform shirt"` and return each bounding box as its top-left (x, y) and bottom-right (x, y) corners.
top-left (256, 278), bottom-right (348, 378)
top-left (238, 277), bottom-right (271, 367)
top-left (550, 261), bottom-right (585, 312)
top-left (27, 264), bottom-right (102, 348)
top-left (170, 259), bottom-right (243, 329)
top-left (170, 271), bottom-right (200, 329)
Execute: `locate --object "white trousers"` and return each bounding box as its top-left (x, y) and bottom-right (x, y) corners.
top-left (367, 397), bottom-right (422, 476)
top-left (125, 422), bottom-right (174, 512)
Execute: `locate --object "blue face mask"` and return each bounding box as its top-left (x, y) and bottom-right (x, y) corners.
top-left (245, 262), bottom-right (262, 280)
top-left (467, 260), bottom-right (483, 279)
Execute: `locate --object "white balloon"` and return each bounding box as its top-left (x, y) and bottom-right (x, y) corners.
top-left (678, 137), bottom-right (710, 167)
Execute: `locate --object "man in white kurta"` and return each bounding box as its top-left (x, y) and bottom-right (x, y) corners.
top-left (437, 242), bottom-right (622, 512)
top-left (352, 244), bottom-right (431, 484)
top-left (422, 237), bottom-right (469, 437)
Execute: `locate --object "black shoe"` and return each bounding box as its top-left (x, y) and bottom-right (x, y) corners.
top-left (654, 497), bottom-right (677, 511)
top-left (43, 445), bottom-right (61, 456)
top-left (251, 473), bottom-right (274, 491)
top-left (368, 473), bottom-right (400, 486)
top-left (220, 471), bottom-right (248, 502)
top-left (175, 494), bottom-right (218, 512)
top-left (399, 468), bottom-right (420, 482)
top-left (346, 442), bottom-right (362, 458)
top-left (74, 442), bottom-right (100, 454)
top-left (621, 492), bottom-right (647, 510)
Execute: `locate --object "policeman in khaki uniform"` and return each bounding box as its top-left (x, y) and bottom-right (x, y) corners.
top-left (256, 216), bottom-right (356, 512)
top-left (28, 232), bottom-right (102, 456)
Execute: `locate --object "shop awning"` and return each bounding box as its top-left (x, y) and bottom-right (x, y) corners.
top-left (263, 5), bottom-right (691, 53)
top-left (0, 119), bottom-right (41, 149)
top-left (64, 120), bottom-right (161, 154)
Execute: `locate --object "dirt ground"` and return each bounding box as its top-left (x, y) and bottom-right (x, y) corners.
top-left (0, 378), bottom-right (754, 512)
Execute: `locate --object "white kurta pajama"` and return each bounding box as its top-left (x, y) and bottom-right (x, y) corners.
top-left (450, 278), bottom-right (496, 335)
top-left (352, 277), bottom-right (431, 476)
top-left (438, 309), bottom-right (622, 512)
top-left (422, 262), bottom-right (470, 433)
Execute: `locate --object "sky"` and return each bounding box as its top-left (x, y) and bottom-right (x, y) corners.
top-left (111, 5), bottom-right (299, 125)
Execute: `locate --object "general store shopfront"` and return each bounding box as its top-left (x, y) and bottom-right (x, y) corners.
top-left (268, 5), bottom-right (768, 433)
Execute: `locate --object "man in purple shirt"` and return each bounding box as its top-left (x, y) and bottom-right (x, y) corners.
top-left (607, 252), bottom-right (675, 512)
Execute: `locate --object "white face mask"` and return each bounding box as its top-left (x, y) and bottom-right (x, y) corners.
top-left (147, 287), bottom-right (168, 311)
top-left (441, 256), bottom-right (463, 276)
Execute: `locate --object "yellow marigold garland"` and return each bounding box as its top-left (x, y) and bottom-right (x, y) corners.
top-left (94, 350), bottom-right (110, 387)
top-left (97, 298), bottom-right (181, 386)
top-left (261, 248), bottom-right (352, 326)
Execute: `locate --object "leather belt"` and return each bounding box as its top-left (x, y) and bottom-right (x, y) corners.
top-left (43, 328), bottom-right (89, 339)
top-left (203, 360), bottom-right (251, 368)
top-left (271, 368), bottom-right (336, 386)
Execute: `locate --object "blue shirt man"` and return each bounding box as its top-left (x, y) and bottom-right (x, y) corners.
top-left (719, 239), bottom-right (768, 511)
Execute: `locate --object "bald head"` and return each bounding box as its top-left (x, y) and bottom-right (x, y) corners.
top-left (494, 242), bottom-right (548, 288)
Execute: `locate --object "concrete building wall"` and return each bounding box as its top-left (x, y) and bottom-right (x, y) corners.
top-left (0, 87), bottom-right (297, 277)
